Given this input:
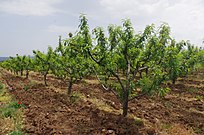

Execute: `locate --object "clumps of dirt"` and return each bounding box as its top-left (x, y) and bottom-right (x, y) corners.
top-left (1, 69), bottom-right (204, 135)
top-left (3, 72), bottom-right (140, 135)
top-left (21, 89), bottom-right (140, 135)
top-left (129, 76), bottom-right (204, 134)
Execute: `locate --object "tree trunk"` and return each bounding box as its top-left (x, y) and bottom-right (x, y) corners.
top-left (68, 77), bottom-right (73, 96)
top-left (44, 74), bottom-right (47, 86)
top-left (123, 57), bottom-right (130, 117)
top-left (122, 90), bottom-right (129, 117)
top-left (139, 72), bottom-right (142, 78)
top-left (145, 68), bottom-right (148, 75)
top-left (26, 70), bottom-right (29, 79)
top-left (20, 70), bottom-right (23, 76)
top-left (172, 79), bottom-right (176, 84)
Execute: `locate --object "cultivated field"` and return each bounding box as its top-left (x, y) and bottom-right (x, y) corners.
top-left (0, 68), bottom-right (203, 135)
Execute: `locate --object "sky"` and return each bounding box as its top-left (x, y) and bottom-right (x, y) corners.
top-left (0, 0), bottom-right (204, 57)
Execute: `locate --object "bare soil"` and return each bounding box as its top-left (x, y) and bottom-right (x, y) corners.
top-left (0, 69), bottom-right (204, 135)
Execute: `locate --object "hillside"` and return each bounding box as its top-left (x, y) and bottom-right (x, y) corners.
top-left (0, 57), bottom-right (9, 62)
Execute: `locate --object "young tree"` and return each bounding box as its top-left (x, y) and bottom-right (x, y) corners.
top-left (33, 47), bottom-right (55, 86)
top-left (24, 56), bottom-right (34, 79)
top-left (52, 35), bottom-right (92, 95)
top-left (78, 15), bottom-right (169, 117)
top-left (162, 40), bottom-right (185, 84)
top-left (180, 41), bottom-right (200, 76)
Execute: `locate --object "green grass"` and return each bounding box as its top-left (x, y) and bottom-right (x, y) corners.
top-left (161, 123), bottom-right (172, 129)
top-left (0, 82), bottom-right (4, 89)
top-left (20, 80), bottom-right (37, 91)
top-left (195, 95), bottom-right (203, 101)
top-left (70, 91), bottom-right (83, 103)
top-left (9, 130), bottom-right (23, 135)
top-left (0, 90), bottom-right (12, 102)
top-left (134, 117), bottom-right (144, 126)
top-left (0, 81), bottom-right (24, 135)
top-left (187, 87), bottom-right (198, 93)
top-left (1, 106), bottom-right (17, 118)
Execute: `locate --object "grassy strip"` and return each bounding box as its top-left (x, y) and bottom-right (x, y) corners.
top-left (0, 80), bottom-right (24, 135)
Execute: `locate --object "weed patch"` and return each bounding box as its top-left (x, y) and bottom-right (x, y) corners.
top-left (70, 92), bottom-right (83, 103)
top-left (0, 81), bottom-right (24, 135)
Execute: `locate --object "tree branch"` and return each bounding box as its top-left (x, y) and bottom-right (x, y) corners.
top-left (92, 67), bottom-right (121, 100)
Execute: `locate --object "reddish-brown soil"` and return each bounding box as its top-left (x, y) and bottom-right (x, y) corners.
top-left (1, 70), bottom-right (204, 135)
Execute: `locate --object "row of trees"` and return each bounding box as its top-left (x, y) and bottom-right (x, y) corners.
top-left (1, 15), bottom-right (204, 116)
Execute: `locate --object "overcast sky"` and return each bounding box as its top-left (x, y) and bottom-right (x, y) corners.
top-left (0, 0), bottom-right (204, 56)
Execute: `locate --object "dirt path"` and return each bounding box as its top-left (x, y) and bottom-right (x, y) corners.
top-left (1, 69), bottom-right (204, 135)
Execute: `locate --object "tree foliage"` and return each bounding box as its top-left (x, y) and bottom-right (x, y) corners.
top-left (1, 15), bottom-right (204, 117)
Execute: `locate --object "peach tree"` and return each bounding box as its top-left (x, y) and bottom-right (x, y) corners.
top-left (78, 15), bottom-right (169, 117)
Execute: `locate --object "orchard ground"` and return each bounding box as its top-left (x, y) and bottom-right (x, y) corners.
top-left (0, 68), bottom-right (203, 135)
